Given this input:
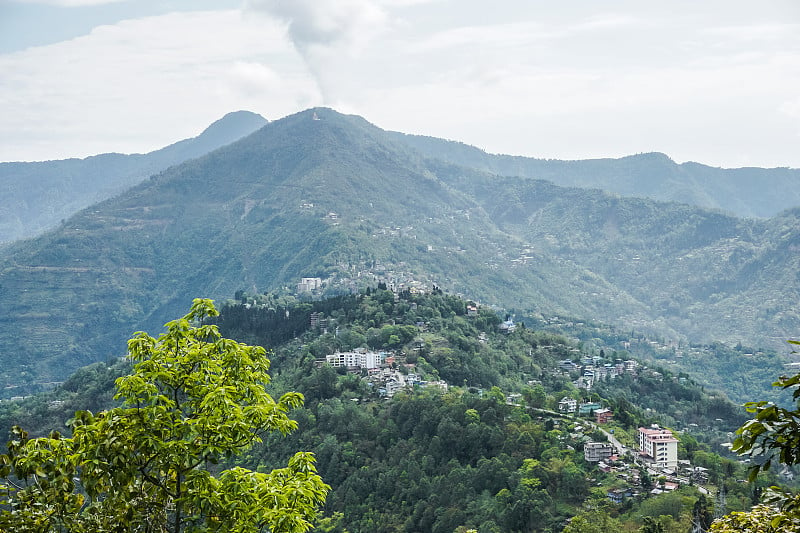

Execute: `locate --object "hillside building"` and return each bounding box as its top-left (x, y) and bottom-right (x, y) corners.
top-left (325, 351), bottom-right (382, 370)
top-left (498, 319), bottom-right (516, 333)
top-left (584, 441), bottom-right (615, 462)
top-left (638, 426), bottom-right (679, 469)
top-left (297, 277), bottom-right (322, 292)
top-left (594, 408), bottom-right (614, 424)
top-left (558, 397), bottom-right (577, 413)
top-left (578, 402), bottom-right (602, 416)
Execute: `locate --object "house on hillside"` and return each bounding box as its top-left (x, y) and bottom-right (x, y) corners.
top-left (558, 397), bottom-right (577, 413)
top-left (499, 319), bottom-right (516, 333)
top-left (638, 426), bottom-right (679, 469)
top-left (594, 408), bottom-right (614, 424)
top-left (584, 441), bottom-right (615, 462)
top-left (297, 277), bottom-right (322, 292)
top-left (385, 378), bottom-right (403, 398)
top-left (325, 351), bottom-right (382, 370)
top-left (607, 489), bottom-right (626, 504)
top-left (578, 402), bottom-right (602, 416)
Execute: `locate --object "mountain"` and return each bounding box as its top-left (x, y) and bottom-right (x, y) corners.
top-left (0, 108), bottom-right (798, 398)
top-left (431, 164), bottom-right (800, 347)
top-left (0, 291), bottom-right (756, 532)
top-left (390, 132), bottom-right (800, 219)
top-left (0, 110), bottom-right (268, 244)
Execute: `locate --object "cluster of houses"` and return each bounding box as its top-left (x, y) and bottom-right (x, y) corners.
top-left (583, 425), bottom-right (679, 471)
top-left (557, 357), bottom-right (639, 390)
top-left (295, 267), bottom-right (433, 297)
top-left (582, 425), bottom-right (708, 503)
top-left (557, 397), bottom-right (615, 424)
top-left (320, 349), bottom-right (448, 398)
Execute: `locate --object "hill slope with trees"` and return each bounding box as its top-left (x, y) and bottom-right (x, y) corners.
top-left (0, 108), bottom-right (798, 403)
top-left (0, 110), bottom-right (267, 244)
top-left (1, 290), bottom-right (782, 533)
top-left (390, 132), bottom-right (800, 219)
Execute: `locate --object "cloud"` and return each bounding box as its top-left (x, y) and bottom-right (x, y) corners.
top-left (10, 0), bottom-right (127, 6)
top-left (340, 5), bottom-right (800, 168)
top-left (246, 0), bottom-right (387, 51)
top-left (0, 10), bottom-right (321, 161)
top-left (244, 0), bottom-right (388, 103)
top-left (2, 1), bottom-right (799, 167)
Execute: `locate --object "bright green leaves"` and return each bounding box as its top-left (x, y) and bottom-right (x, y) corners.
top-left (0, 426), bottom-right (85, 532)
top-left (0, 298), bottom-right (327, 532)
top-left (716, 339), bottom-right (800, 530)
top-left (732, 397), bottom-right (800, 482)
top-left (188, 454), bottom-right (329, 533)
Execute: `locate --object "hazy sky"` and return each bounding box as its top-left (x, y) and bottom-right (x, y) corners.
top-left (1, 0), bottom-right (799, 168)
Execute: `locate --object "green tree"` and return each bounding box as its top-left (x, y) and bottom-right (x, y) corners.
top-left (0, 298), bottom-right (328, 533)
top-left (561, 509), bottom-right (622, 533)
top-left (710, 504), bottom-right (782, 532)
top-left (522, 385), bottom-right (547, 409)
top-left (639, 516), bottom-right (666, 533)
top-left (713, 340), bottom-right (800, 531)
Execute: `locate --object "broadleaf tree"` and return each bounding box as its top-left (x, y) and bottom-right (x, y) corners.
top-left (0, 298), bottom-right (328, 533)
top-left (711, 340), bottom-right (800, 531)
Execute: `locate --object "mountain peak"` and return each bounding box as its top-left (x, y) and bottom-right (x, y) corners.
top-left (620, 152), bottom-right (675, 165)
top-left (198, 110), bottom-right (268, 142)
top-left (275, 107), bottom-right (381, 134)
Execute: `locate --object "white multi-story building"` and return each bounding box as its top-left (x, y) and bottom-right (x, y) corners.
top-left (558, 397), bottom-right (577, 413)
top-left (584, 442), bottom-right (615, 462)
top-left (638, 426), bottom-right (679, 469)
top-left (325, 351), bottom-right (381, 369)
top-left (297, 277), bottom-right (322, 292)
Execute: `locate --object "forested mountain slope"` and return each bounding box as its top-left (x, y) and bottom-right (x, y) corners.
top-left (0, 108), bottom-right (797, 399)
top-left (0, 108), bottom-right (508, 391)
top-left (0, 290), bottom-right (771, 533)
top-left (434, 164), bottom-right (800, 348)
top-left (390, 132), bottom-right (800, 219)
top-left (0, 110), bottom-right (267, 243)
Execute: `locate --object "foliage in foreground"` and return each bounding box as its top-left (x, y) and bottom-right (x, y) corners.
top-left (0, 298), bottom-right (328, 533)
top-left (711, 341), bottom-right (800, 532)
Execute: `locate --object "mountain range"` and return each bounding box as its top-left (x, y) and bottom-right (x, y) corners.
top-left (391, 133), bottom-right (800, 219)
top-left (0, 107), bottom-right (798, 397)
top-left (0, 110), bottom-right (267, 244)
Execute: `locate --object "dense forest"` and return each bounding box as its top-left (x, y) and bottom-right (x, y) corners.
top-left (3, 288), bottom-right (788, 531)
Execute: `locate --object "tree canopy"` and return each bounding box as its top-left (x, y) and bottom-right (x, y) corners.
top-left (712, 340), bottom-right (800, 531)
top-left (0, 298), bottom-right (328, 533)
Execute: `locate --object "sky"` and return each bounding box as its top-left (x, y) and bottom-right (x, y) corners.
top-left (1, 0), bottom-right (799, 168)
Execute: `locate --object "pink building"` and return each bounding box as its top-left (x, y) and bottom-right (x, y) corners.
top-left (638, 426), bottom-right (679, 469)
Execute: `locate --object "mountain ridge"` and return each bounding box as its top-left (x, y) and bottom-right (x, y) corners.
top-left (389, 131), bottom-right (800, 218)
top-left (0, 110), bottom-right (268, 243)
top-left (0, 107), bottom-right (798, 398)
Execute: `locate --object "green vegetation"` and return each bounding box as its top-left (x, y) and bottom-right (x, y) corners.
top-left (2, 290), bottom-right (786, 532)
top-left (215, 290), bottom-right (762, 531)
top-left (0, 111), bottom-right (266, 244)
top-left (710, 341), bottom-right (800, 531)
top-left (392, 132), bottom-right (800, 220)
top-left (0, 299), bottom-right (327, 532)
top-left (0, 108), bottom-right (798, 407)
top-left (520, 311), bottom-right (791, 406)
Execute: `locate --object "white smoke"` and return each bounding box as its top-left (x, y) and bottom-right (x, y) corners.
top-left (245, 0), bottom-right (389, 103)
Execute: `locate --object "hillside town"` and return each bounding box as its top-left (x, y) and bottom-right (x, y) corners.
top-left (314, 343), bottom-right (719, 509)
